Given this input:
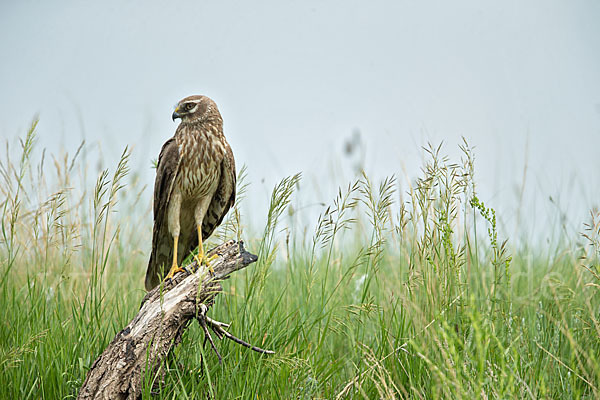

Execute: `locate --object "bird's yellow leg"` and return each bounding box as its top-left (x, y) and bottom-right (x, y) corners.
top-left (164, 234), bottom-right (185, 281)
top-left (194, 225), bottom-right (218, 274)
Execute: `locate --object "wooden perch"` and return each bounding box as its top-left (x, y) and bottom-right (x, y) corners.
top-left (77, 240), bottom-right (272, 400)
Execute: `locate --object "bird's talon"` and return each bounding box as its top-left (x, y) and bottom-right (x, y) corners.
top-left (193, 252), bottom-right (219, 275)
top-left (164, 264), bottom-right (185, 283)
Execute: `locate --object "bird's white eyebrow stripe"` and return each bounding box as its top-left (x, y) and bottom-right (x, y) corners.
top-left (175, 99), bottom-right (202, 108)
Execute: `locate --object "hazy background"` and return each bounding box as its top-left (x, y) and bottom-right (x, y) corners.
top-left (1, 0), bottom-right (599, 242)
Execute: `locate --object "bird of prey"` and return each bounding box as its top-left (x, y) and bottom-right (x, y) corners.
top-left (145, 95), bottom-right (236, 291)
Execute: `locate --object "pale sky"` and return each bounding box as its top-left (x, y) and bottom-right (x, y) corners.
top-left (1, 0), bottom-right (599, 241)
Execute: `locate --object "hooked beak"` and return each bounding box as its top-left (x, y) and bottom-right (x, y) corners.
top-left (172, 110), bottom-right (182, 121)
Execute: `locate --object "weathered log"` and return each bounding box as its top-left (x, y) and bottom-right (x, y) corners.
top-left (77, 240), bottom-right (266, 400)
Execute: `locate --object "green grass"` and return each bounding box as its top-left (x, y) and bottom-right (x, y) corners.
top-left (1, 122), bottom-right (599, 399)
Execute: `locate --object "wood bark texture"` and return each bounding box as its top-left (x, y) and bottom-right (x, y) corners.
top-left (77, 240), bottom-right (257, 400)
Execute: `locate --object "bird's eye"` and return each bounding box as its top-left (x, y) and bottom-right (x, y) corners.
top-left (185, 103), bottom-right (195, 111)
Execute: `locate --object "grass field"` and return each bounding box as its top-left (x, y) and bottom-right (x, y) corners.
top-left (1, 121), bottom-right (600, 399)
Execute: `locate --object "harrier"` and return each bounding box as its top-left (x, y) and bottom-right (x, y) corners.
top-left (145, 95), bottom-right (236, 291)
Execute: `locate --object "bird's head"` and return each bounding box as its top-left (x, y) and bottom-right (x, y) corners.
top-left (172, 95), bottom-right (221, 124)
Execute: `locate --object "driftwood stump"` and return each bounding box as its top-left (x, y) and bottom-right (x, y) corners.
top-left (78, 240), bottom-right (267, 400)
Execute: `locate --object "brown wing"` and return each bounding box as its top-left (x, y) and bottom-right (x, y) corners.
top-left (145, 138), bottom-right (181, 291)
top-left (202, 142), bottom-right (236, 239)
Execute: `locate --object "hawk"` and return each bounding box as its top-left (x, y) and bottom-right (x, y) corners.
top-left (145, 95), bottom-right (236, 291)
